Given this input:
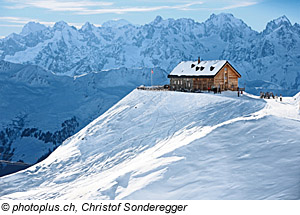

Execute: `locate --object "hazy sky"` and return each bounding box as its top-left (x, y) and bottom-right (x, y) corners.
top-left (0, 0), bottom-right (299, 38)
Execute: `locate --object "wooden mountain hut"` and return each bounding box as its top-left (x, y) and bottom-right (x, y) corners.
top-left (168, 58), bottom-right (241, 91)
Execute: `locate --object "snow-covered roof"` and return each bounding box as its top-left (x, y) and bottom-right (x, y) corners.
top-left (169, 60), bottom-right (227, 77)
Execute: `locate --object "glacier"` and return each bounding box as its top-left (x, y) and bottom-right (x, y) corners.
top-left (0, 90), bottom-right (299, 199)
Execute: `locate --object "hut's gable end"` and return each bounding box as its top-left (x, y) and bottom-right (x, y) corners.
top-left (214, 62), bottom-right (240, 90)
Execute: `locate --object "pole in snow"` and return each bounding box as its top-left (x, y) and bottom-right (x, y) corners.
top-left (151, 69), bottom-right (154, 86)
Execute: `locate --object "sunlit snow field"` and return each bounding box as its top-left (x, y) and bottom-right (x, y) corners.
top-left (0, 90), bottom-right (299, 200)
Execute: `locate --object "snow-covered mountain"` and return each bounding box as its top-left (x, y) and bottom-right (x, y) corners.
top-left (0, 60), bottom-right (168, 176)
top-left (102, 19), bottom-right (132, 28)
top-left (1, 13), bottom-right (299, 92)
top-left (1, 90), bottom-right (299, 199)
top-left (20, 22), bottom-right (48, 36)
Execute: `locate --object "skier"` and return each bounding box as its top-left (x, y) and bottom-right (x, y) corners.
top-left (280, 94), bottom-right (282, 102)
top-left (237, 87), bottom-right (240, 97)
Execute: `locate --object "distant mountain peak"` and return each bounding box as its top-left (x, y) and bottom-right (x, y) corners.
top-left (273, 15), bottom-right (291, 25)
top-left (206, 13), bottom-right (244, 26)
top-left (204, 12), bottom-right (252, 37)
top-left (212, 12), bottom-right (234, 18)
top-left (152, 15), bottom-right (163, 24)
top-left (81, 21), bottom-right (97, 31)
top-left (155, 15), bottom-right (163, 22)
top-left (208, 13), bottom-right (235, 21)
top-left (53, 21), bottom-right (70, 30)
top-left (20, 22), bottom-right (47, 36)
top-left (102, 19), bottom-right (131, 28)
top-left (264, 15), bottom-right (292, 34)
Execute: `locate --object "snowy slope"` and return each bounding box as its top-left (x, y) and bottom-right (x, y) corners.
top-left (0, 61), bottom-right (168, 176)
top-left (0, 13), bottom-right (299, 92)
top-left (1, 90), bottom-right (299, 199)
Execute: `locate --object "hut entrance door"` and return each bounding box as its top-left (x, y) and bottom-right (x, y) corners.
top-left (224, 71), bottom-right (228, 90)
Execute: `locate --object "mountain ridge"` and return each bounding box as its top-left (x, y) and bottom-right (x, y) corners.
top-left (1, 13), bottom-right (299, 91)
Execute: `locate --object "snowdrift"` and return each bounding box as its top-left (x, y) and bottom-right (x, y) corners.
top-left (0, 90), bottom-right (300, 200)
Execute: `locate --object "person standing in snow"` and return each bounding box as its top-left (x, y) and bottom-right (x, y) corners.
top-left (237, 87), bottom-right (240, 97)
top-left (280, 94), bottom-right (282, 102)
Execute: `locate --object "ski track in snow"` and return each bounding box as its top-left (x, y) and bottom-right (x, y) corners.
top-left (0, 90), bottom-right (299, 200)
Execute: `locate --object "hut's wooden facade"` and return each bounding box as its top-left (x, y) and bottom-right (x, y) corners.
top-left (168, 59), bottom-right (241, 91)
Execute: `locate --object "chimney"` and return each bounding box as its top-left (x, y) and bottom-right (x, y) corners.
top-left (198, 57), bottom-right (201, 64)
